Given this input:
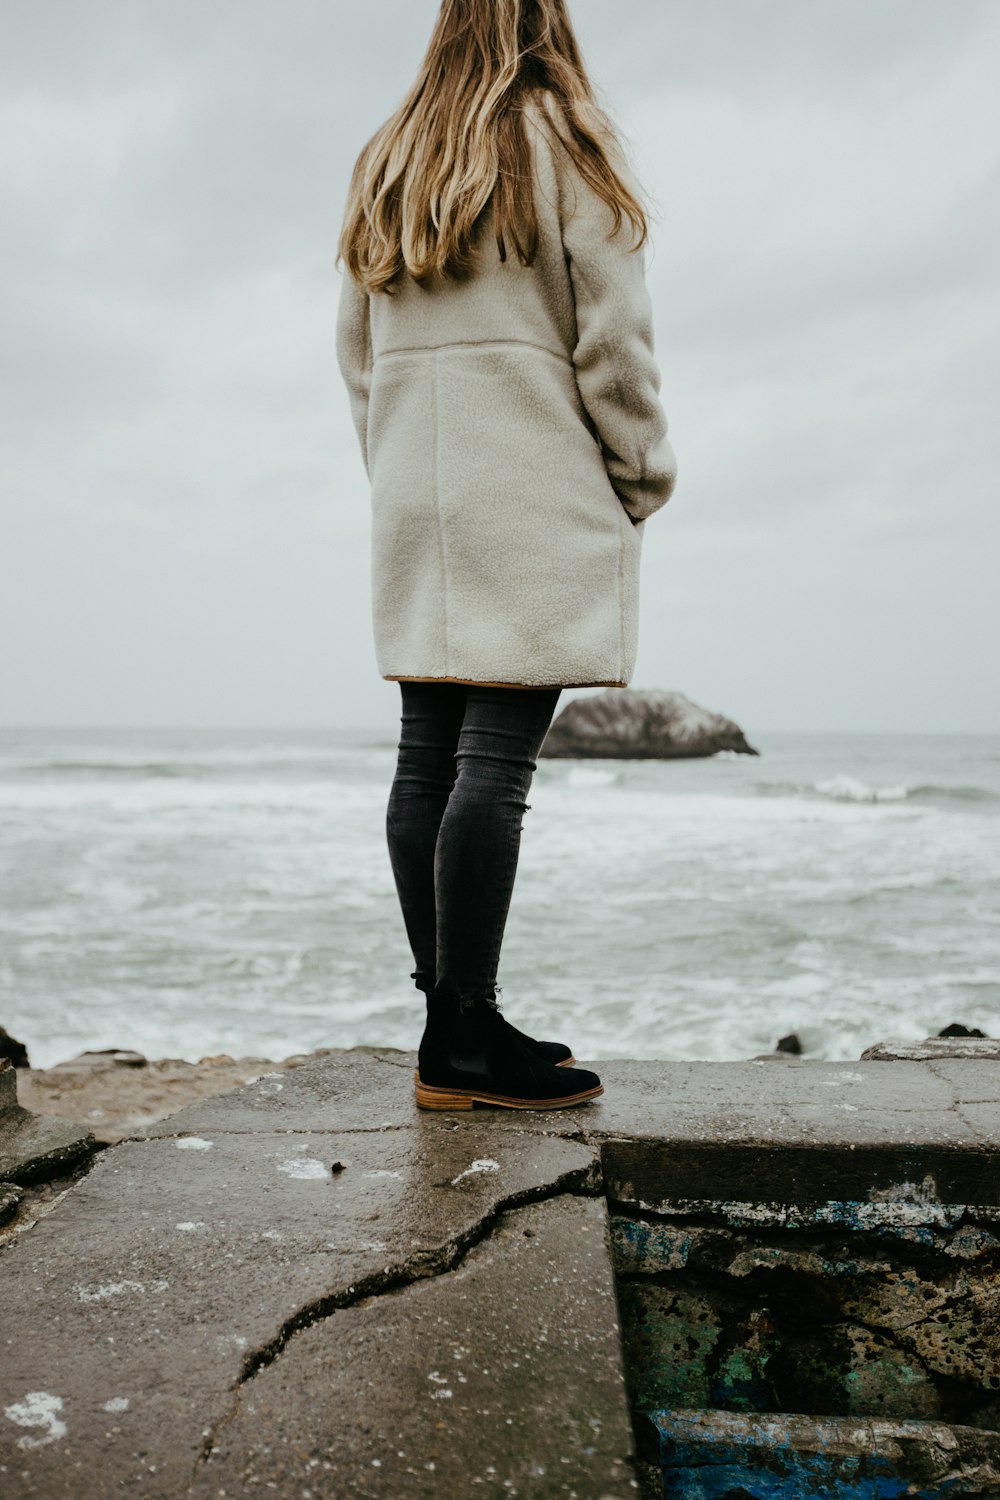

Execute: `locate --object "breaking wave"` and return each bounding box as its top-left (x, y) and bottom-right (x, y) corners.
top-left (757, 776), bottom-right (998, 807)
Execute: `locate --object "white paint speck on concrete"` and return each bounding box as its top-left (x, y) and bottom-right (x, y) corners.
top-left (4, 1392), bottom-right (67, 1448)
top-left (175, 1222), bottom-right (206, 1233)
top-left (75, 1280), bottom-right (168, 1302)
top-left (277, 1158), bottom-right (329, 1180)
top-left (451, 1159), bottom-right (501, 1185)
top-left (362, 1169), bottom-right (403, 1180)
top-left (175, 1137), bottom-right (214, 1151)
top-left (214, 1333), bottom-right (249, 1351)
top-left (102, 1397), bottom-right (129, 1414)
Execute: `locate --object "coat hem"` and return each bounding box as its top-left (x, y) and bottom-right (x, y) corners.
top-left (383, 673), bottom-right (629, 689)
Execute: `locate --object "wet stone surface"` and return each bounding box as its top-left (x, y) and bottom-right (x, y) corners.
top-left (2, 1047), bottom-right (999, 1497)
top-left (0, 1118), bottom-right (608, 1498)
top-left (191, 1195), bottom-right (635, 1500)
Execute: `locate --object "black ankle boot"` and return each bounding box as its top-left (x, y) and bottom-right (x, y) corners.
top-left (411, 971), bottom-right (576, 1067)
top-left (415, 981), bottom-right (602, 1111)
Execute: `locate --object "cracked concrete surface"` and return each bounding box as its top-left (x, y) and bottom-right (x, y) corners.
top-left (1, 1047), bottom-right (999, 1498)
top-left (0, 1109), bottom-right (604, 1498)
top-left (191, 1195), bottom-right (634, 1500)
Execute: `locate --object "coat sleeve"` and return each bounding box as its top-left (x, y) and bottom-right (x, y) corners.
top-left (539, 104), bottom-right (678, 523)
top-left (335, 266), bottom-right (373, 479)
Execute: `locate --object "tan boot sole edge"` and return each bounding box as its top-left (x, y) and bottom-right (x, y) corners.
top-left (414, 1078), bottom-right (603, 1111)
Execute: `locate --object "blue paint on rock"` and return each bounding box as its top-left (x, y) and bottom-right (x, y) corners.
top-left (641, 1409), bottom-right (982, 1500)
top-left (657, 1462), bottom-right (959, 1498)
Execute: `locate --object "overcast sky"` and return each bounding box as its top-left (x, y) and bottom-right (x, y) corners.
top-left (2, 0), bottom-right (998, 733)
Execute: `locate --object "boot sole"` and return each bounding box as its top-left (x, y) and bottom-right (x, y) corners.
top-left (414, 1076), bottom-right (603, 1111)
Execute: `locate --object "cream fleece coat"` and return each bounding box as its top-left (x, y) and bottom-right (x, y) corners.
top-left (335, 92), bottom-right (677, 689)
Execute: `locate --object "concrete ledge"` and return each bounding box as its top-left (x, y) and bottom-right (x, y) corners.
top-left (1, 1059), bottom-right (98, 1192)
top-left (1, 1049), bottom-right (998, 1498)
top-left (0, 1104), bottom-right (97, 1187)
top-left (602, 1137), bottom-right (1000, 1228)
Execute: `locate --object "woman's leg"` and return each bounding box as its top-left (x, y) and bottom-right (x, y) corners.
top-left (434, 684), bottom-right (561, 1002)
top-left (410, 684), bottom-right (603, 1110)
top-left (385, 682), bottom-right (467, 996)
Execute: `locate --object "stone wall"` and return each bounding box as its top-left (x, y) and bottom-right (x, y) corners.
top-left (613, 1212), bottom-right (1000, 1428)
top-left (609, 1174), bottom-right (1000, 1496)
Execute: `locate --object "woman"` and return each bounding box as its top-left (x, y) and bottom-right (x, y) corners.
top-left (335, 0), bottom-right (677, 1111)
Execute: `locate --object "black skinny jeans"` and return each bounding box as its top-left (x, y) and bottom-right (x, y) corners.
top-left (385, 681), bottom-right (562, 1005)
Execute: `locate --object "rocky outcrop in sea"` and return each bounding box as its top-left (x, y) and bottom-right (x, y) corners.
top-left (540, 688), bottom-right (759, 760)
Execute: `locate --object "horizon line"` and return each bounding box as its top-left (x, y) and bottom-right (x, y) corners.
top-left (1, 724), bottom-right (999, 738)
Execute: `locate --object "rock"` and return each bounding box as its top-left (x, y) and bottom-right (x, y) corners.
top-left (0, 1025), bottom-right (29, 1069)
top-left (938, 1023), bottom-right (988, 1038)
top-left (540, 688), bottom-right (759, 760)
top-left (638, 1409), bottom-right (1000, 1496)
top-left (50, 1048), bottom-right (148, 1071)
top-left (861, 1038), bottom-right (1000, 1061)
top-left (0, 1059), bottom-right (16, 1112)
top-left (750, 1032), bottom-right (804, 1060)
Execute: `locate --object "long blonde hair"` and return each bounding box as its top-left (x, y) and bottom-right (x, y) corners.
top-left (337, 0), bottom-right (649, 295)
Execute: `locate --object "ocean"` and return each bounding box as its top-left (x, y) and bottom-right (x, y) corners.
top-left (1, 727), bottom-right (997, 1070)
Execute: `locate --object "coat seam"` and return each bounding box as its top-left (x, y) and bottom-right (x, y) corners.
top-left (375, 338), bottom-right (570, 365)
top-left (431, 350), bottom-right (451, 675)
